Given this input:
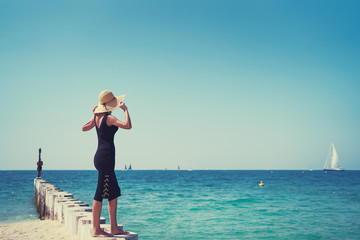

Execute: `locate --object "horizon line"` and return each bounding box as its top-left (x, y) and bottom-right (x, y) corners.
top-left (1, 169), bottom-right (358, 171)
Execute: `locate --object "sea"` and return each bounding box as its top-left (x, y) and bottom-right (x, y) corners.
top-left (0, 170), bottom-right (359, 239)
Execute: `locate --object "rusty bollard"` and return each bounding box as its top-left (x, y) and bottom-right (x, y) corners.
top-left (37, 148), bottom-right (43, 178)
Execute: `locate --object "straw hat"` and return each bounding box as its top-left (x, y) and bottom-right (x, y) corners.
top-left (94, 90), bottom-right (125, 113)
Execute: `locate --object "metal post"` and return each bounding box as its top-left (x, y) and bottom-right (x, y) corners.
top-left (37, 148), bottom-right (43, 178)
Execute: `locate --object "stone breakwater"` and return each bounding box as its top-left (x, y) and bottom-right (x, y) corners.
top-left (34, 178), bottom-right (138, 240)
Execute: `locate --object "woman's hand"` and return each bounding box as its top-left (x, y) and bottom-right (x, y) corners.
top-left (92, 105), bottom-right (98, 113)
top-left (119, 102), bottom-right (127, 111)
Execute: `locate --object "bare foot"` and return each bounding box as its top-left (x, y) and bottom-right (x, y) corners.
top-left (111, 227), bottom-right (130, 235)
top-left (92, 228), bottom-right (113, 237)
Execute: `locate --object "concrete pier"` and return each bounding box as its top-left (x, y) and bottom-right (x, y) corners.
top-left (34, 177), bottom-right (138, 240)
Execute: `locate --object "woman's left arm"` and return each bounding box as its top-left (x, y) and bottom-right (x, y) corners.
top-left (107, 103), bottom-right (132, 129)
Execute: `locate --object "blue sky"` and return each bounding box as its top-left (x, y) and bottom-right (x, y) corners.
top-left (0, 0), bottom-right (359, 170)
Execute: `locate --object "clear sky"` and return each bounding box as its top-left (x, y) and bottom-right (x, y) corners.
top-left (0, 0), bottom-right (359, 170)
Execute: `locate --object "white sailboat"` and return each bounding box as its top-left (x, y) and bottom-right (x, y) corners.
top-left (324, 143), bottom-right (344, 171)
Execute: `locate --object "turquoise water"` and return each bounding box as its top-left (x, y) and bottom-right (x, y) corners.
top-left (0, 170), bottom-right (359, 239)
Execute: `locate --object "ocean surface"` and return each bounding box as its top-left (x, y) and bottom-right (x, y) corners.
top-left (0, 170), bottom-right (359, 239)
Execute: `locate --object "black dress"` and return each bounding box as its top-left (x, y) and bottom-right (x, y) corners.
top-left (93, 114), bottom-right (121, 202)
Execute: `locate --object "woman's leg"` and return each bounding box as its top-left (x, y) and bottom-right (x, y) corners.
top-left (92, 200), bottom-right (112, 237)
top-left (108, 198), bottom-right (129, 235)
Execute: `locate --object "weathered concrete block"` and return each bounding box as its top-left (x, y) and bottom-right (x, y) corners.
top-left (34, 178), bottom-right (48, 192)
top-left (44, 186), bottom-right (61, 219)
top-left (65, 206), bottom-right (92, 231)
top-left (61, 202), bottom-right (81, 224)
top-left (34, 178), bottom-right (48, 214)
top-left (38, 183), bottom-right (56, 219)
top-left (67, 211), bottom-right (91, 234)
top-left (52, 194), bottom-right (79, 221)
top-left (54, 197), bottom-right (78, 223)
top-left (47, 190), bottom-right (74, 220)
top-left (78, 216), bottom-right (106, 238)
top-left (79, 224), bottom-right (93, 240)
top-left (34, 178), bottom-right (47, 198)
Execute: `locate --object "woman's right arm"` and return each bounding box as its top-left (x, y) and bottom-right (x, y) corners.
top-left (82, 106), bottom-right (97, 132)
top-left (82, 117), bottom-right (95, 131)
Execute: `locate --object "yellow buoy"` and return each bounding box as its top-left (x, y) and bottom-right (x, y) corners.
top-left (259, 181), bottom-right (264, 187)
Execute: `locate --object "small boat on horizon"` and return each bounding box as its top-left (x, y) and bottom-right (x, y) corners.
top-left (324, 143), bottom-right (344, 172)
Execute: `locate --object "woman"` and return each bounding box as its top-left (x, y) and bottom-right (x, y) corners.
top-left (82, 90), bottom-right (132, 237)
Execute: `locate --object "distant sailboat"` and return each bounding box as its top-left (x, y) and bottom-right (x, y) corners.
top-left (324, 143), bottom-right (344, 171)
top-left (128, 164), bottom-right (132, 170)
top-left (124, 164), bottom-right (127, 170)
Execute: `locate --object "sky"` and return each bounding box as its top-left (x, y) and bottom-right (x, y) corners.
top-left (0, 0), bottom-right (359, 170)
